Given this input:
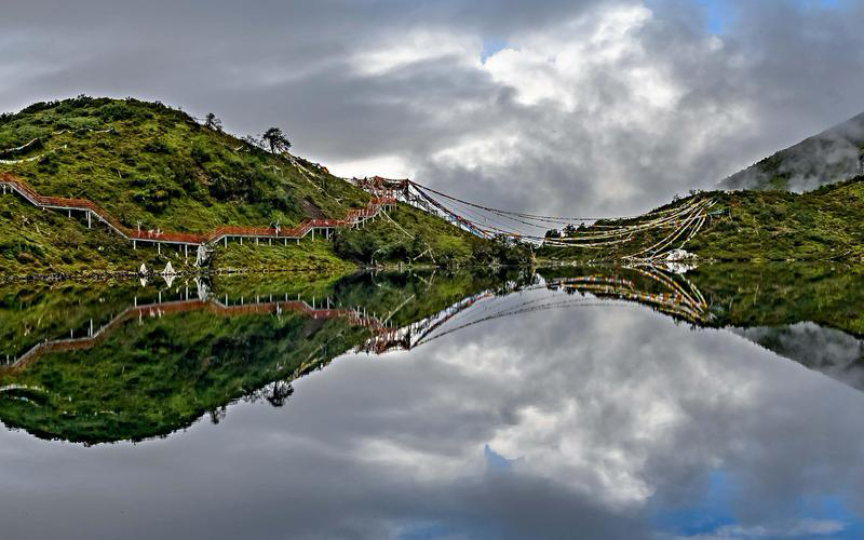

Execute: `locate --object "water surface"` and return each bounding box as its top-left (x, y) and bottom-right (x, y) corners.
top-left (0, 264), bottom-right (861, 539)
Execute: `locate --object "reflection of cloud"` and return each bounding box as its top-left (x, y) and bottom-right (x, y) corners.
top-left (0, 288), bottom-right (860, 539)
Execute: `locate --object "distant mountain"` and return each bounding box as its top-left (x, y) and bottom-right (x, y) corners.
top-left (719, 113), bottom-right (864, 192)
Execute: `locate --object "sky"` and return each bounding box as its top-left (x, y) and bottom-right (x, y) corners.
top-left (0, 0), bottom-right (862, 215)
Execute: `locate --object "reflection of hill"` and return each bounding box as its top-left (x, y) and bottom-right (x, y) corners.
top-left (0, 306), bottom-right (372, 444)
top-left (0, 262), bottom-right (860, 444)
top-left (731, 324), bottom-right (863, 390)
top-left (684, 262), bottom-right (863, 335)
top-left (0, 271), bottom-right (516, 444)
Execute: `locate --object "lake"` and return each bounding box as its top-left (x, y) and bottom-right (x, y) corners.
top-left (0, 264), bottom-right (862, 539)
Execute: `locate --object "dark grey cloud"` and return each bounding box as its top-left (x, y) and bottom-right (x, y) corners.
top-left (0, 0), bottom-right (861, 216)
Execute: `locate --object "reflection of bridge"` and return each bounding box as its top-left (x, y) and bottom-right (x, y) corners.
top-left (1, 265), bottom-right (708, 371)
top-left (364, 265), bottom-right (708, 354)
top-left (362, 266), bottom-right (708, 354)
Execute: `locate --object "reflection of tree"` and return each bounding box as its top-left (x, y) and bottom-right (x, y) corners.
top-left (209, 406), bottom-right (227, 424)
top-left (265, 381), bottom-right (294, 407)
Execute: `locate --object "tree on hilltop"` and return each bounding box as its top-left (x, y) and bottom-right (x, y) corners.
top-left (262, 127), bottom-right (291, 155)
top-left (204, 113), bottom-right (223, 132)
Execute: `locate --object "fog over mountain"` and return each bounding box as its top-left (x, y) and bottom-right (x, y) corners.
top-left (719, 114), bottom-right (864, 192)
top-left (0, 0), bottom-right (862, 215)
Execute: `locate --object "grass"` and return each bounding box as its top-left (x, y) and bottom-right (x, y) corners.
top-left (687, 177), bottom-right (863, 261)
top-left (538, 177), bottom-right (863, 262)
top-left (0, 97), bottom-right (369, 233)
top-left (334, 203), bottom-right (534, 267)
top-left (212, 237), bottom-right (356, 274)
top-left (0, 96), bottom-right (525, 276)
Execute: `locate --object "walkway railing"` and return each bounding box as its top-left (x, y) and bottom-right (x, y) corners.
top-left (1, 294), bottom-right (392, 371)
top-left (0, 173), bottom-right (396, 246)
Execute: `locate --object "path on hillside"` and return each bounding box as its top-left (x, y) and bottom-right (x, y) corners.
top-left (0, 173), bottom-right (396, 250)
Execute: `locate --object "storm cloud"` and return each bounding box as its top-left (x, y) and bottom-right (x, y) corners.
top-left (0, 0), bottom-right (861, 215)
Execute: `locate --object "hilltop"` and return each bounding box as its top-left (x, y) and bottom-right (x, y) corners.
top-left (718, 113), bottom-right (863, 192)
top-left (0, 97), bottom-right (520, 277)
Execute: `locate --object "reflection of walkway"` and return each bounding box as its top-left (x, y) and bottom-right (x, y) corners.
top-left (1, 294), bottom-right (389, 373)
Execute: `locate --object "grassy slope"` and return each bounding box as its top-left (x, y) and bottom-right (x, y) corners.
top-left (0, 97), bottom-right (368, 231)
top-left (0, 96), bottom-right (502, 275)
top-left (539, 177), bottom-right (863, 262)
top-left (687, 177), bottom-right (863, 260)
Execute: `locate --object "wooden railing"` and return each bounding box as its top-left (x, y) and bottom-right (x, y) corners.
top-left (0, 172), bottom-right (396, 245)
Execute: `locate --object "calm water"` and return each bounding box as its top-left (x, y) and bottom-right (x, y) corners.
top-left (0, 265), bottom-right (862, 539)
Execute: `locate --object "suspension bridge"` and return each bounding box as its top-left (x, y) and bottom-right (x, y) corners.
top-left (353, 176), bottom-right (717, 258)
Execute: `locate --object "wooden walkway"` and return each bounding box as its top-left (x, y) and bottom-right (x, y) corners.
top-left (0, 173), bottom-right (397, 248)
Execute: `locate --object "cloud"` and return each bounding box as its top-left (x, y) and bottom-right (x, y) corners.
top-left (0, 0), bottom-right (861, 216)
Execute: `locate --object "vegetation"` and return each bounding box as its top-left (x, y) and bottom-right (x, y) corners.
top-left (0, 96), bottom-right (533, 277)
top-left (686, 177), bottom-right (863, 261)
top-left (0, 96), bottom-right (367, 233)
top-left (539, 177), bottom-right (863, 262)
top-left (333, 204), bottom-right (534, 267)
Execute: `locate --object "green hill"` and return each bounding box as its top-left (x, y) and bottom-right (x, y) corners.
top-left (0, 96), bottom-right (509, 277)
top-left (539, 177), bottom-right (863, 262)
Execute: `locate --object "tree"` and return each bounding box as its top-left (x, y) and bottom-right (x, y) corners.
top-left (262, 127), bottom-right (291, 155)
top-left (204, 112), bottom-right (222, 132)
